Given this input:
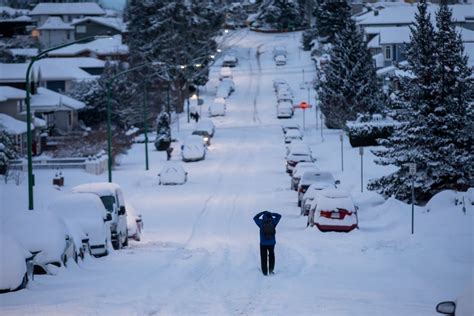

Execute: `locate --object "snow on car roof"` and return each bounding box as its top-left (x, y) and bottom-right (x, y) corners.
top-left (72, 182), bottom-right (120, 197)
top-left (49, 192), bottom-right (108, 217)
top-left (286, 129), bottom-right (302, 137)
top-left (316, 190), bottom-right (354, 211)
top-left (223, 55), bottom-right (237, 61)
top-left (301, 171), bottom-right (334, 182)
top-left (275, 55), bottom-right (286, 61)
top-left (321, 189), bottom-right (350, 199)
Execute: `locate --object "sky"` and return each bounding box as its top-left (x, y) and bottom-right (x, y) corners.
top-left (100, 0), bottom-right (127, 12)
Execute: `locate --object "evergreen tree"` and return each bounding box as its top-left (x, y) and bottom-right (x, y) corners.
top-left (0, 131), bottom-right (18, 174)
top-left (318, 17), bottom-right (383, 129)
top-left (368, 0), bottom-right (473, 202)
top-left (126, 0), bottom-right (223, 113)
top-left (314, 0), bottom-right (351, 43)
top-left (154, 112), bottom-right (171, 151)
top-left (253, 0), bottom-right (305, 30)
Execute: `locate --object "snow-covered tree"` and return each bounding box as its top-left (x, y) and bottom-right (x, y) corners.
top-left (368, 0), bottom-right (473, 202)
top-left (0, 131), bottom-right (18, 174)
top-left (318, 17), bottom-right (383, 129)
top-left (126, 0), bottom-right (223, 113)
top-left (314, 0), bottom-right (351, 43)
top-left (154, 112), bottom-right (171, 151)
top-left (253, 0), bottom-right (305, 30)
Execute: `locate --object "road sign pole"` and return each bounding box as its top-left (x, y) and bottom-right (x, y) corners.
top-left (340, 132), bottom-right (344, 172)
top-left (303, 109), bottom-right (306, 130)
top-left (359, 147), bottom-right (364, 192)
top-left (408, 163), bottom-right (416, 235)
top-left (320, 114), bottom-right (324, 142)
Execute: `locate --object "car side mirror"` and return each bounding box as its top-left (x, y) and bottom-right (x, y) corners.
top-left (436, 301), bottom-right (456, 315)
top-left (104, 213), bottom-right (112, 222)
top-left (119, 205), bottom-right (126, 216)
top-left (335, 180), bottom-right (341, 185)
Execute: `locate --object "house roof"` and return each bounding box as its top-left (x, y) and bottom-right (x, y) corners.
top-left (0, 86), bottom-right (25, 100)
top-left (71, 17), bottom-right (126, 32)
top-left (29, 2), bottom-right (105, 16)
top-left (0, 58), bottom-right (104, 83)
top-left (466, 42), bottom-right (474, 68)
top-left (37, 17), bottom-right (74, 30)
top-left (31, 87), bottom-right (85, 111)
top-left (0, 113), bottom-right (32, 135)
top-left (378, 26), bottom-right (411, 45)
top-left (49, 35), bottom-right (129, 57)
top-left (458, 27), bottom-right (474, 43)
top-left (367, 34), bottom-right (380, 49)
top-left (358, 4), bottom-right (474, 27)
top-left (0, 6), bottom-right (29, 16)
top-left (8, 48), bottom-right (38, 57)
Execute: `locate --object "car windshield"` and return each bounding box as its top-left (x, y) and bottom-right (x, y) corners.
top-left (304, 173), bottom-right (334, 182)
top-left (193, 131), bottom-right (208, 136)
top-left (290, 154), bottom-right (311, 161)
top-left (100, 195), bottom-right (115, 212)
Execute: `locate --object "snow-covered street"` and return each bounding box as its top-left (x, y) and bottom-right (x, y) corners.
top-left (0, 29), bottom-right (472, 316)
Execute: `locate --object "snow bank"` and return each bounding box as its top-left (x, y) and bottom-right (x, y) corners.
top-left (0, 233), bottom-right (28, 291)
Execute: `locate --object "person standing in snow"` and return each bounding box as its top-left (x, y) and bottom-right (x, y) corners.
top-left (253, 211), bottom-right (282, 276)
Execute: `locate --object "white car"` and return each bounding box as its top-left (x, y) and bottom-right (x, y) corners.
top-left (291, 162), bottom-right (318, 190)
top-left (48, 193), bottom-right (111, 257)
top-left (284, 128), bottom-right (303, 144)
top-left (209, 102), bottom-right (226, 117)
top-left (273, 46), bottom-right (287, 58)
top-left (286, 141), bottom-right (311, 158)
top-left (286, 152), bottom-right (313, 174)
top-left (72, 182), bottom-right (128, 250)
top-left (216, 79), bottom-right (235, 98)
top-left (282, 122), bottom-right (300, 134)
top-left (277, 91), bottom-right (293, 103)
top-left (219, 66), bottom-right (233, 80)
top-left (301, 182), bottom-right (335, 216)
top-left (181, 135), bottom-right (206, 162)
top-left (213, 97), bottom-right (226, 110)
top-left (0, 233), bottom-right (34, 293)
top-left (222, 54), bottom-right (238, 67)
top-left (277, 101), bottom-right (294, 119)
top-left (126, 203), bottom-right (143, 242)
top-left (159, 162), bottom-right (188, 185)
top-left (5, 211), bottom-right (77, 274)
top-left (310, 189), bottom-right (358, 232)
top-left (436, 280), bottom-right (473, 316)
top-left (275, 54), bottom-right (287, 66)
top-left (297, 171), bottom-right (338, 206)
top-left (196, 119), bottom-right (215, 137)
top-left (273, 79), bottom-right (288, 92)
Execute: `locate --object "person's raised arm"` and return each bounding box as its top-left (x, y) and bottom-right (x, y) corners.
top-left (272, 212), bottom-right (282, 225)
top-left (253, 211), bottom-right (265, 224)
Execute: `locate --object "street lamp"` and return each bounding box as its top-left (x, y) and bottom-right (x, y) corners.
top-left (25, 35), bottom-right (108, 210)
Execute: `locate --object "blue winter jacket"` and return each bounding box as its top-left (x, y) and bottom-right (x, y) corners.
top-left (254, 211), bottom-right (282, 246)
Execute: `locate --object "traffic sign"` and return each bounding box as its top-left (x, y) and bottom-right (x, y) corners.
top-left (294, 101), bottom-right (312, 109)
top-left (408, 163), bottom-right (416, 175)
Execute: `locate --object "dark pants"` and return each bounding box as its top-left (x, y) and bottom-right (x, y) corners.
top-left (260, 244), bottom-right (275, 275)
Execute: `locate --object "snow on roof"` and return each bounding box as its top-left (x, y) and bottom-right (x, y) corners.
top-left (71, 17), bottom-right (126, 32)
top-left (376, 64), bottom-right (397, 76)
top-left (0, 6), bottom-right (29, 16)
top-left (49, 35), bottom-right (128, 57)
top-left (37, 16), bottom-right (74, 30)
top-left (8, 48), bottom-right (38, 57)
top-left (465, 42), bottom-right (474, 67)
top-left (358, 4), bottom-right (473, 26)
top-left (35, 58), bottom-right (104, 81)
top-left (31, 87), bottom-right (85, 111)
top-left (0, 113), bottom-right (32, 135)
top-left (0, 86), bottom-right (25, 100)
top-left (367, 34), bottom-right (380, 49)
top-left (378, 26), bottom-right (411, 45)
top-left (0, 63), bottom-right (28, 83)
top-left (30, 2), bottom-right (105, 16)
top-left (72, 182), bottom-right (121, 197)
top-left (457, 27), bottom-right (474, 43)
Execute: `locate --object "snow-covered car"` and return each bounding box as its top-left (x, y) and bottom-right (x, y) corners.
top-left (0, 233), bottom-right (33, 293)
top-left (208, 101), bottom-right (226, 117)
top-left (159, 162), bottom-right (188, 185)
top-left (286, 151), bottom-right (314, 174)
top-left (277, 101), bottom-right (294, 118)
top-left (192, 130), bottom-right (211, 146)
top-left (273, 79), bottom-right (288, 92)
top-left (436, 280), bottom-right (473, 316)
top-left (213, 97), bottom-right (227, 109)
top-left (310, 189), bottom-right (358, 232)
top-left (291, 162), bottom-right (318, 190)
top-left (219, 66), bottom-right (233, 80)
top-left (286, 141), bottom-right (312, 159)
top-left (297, 171), bottom-right (339, 206)
top-left (301, 182), bottom-right (335, 216)
top-left (284, 128), bottom-right (303, 144)
top-left (273, 46), bottom-right (287, 58)
top-left (281, 122), bottom-right (300, 134)
top-left (181, 135), bottom-right (206, 162)
top-left (196, 118), bottom-right (215, 137)
top-left (275, 54), bottom-right (287, 66)
top-left (5, 211), bottom-right (77, 274)
top-left (277, 91), bottom-right (293, 103)
top-left (216, 79), bottom-right (235, 98)
top-left (72, 182), bottom-right (128, 250)
top-left (48, 193), bottom-right (112, 257)
top-left (222, 54), bottom-right (238, 67)
top-left (126, 203), bottom-right (143, 242)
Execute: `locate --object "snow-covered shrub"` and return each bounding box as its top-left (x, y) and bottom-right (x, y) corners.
top-left (346, 115), bottom-right (400, 147)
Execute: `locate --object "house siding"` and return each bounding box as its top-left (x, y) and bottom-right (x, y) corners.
top-left (74, 22), bottom-right (121, 40)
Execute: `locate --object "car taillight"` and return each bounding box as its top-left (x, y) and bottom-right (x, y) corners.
top-left (320, 210), bottom-right (332, 218)
top-left (299, 186), bottom-right (307, 193)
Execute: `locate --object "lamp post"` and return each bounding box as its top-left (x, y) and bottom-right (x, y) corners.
top-left (25, 35), bottom-right (106, 210)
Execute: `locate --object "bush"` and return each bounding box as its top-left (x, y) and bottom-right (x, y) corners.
top-left (346, 117), bottom-right (400, 147)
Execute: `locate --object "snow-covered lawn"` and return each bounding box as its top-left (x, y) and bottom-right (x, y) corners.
top-left (0, 30), bottom-right (472, 315)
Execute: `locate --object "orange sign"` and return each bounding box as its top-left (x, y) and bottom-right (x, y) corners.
top-left (298, 101), bottom-right (311, 109)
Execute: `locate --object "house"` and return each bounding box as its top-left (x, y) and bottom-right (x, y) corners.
top-left (71, 17), bottom-right (126, 40)
top-left (48, 35), bottom-right (129, 61)
top-left (0, 58), bottom-right (104, 93)
top-left (37, 16), bottom-right (74, 49)
top-left (29, 2), bottom-right (105, 26)
top-left (0, 6), bottom-right (34, 38)
top-left (0, 86), bottom-right (27, 122)
top-left (0, 113), bottom-right (33, 156)
top-left (30, 87), bottom-right (85, 134)
top-left (358, 4), bottom-right (474, 30)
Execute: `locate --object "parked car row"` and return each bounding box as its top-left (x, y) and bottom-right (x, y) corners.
top-left (273, 46), bottom-right (287, 66)
top-left (274, 79), bottom-right (294, 119)
top-left (0, 182), bottom-right (143, 293)
top-left (280, 123), bottom-right (359, 233)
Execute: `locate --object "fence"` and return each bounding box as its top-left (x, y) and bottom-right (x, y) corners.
top-left (9, 152), bottom-right (108, 176)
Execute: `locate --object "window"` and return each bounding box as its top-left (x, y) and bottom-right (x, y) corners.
top-left (76, 25), bottom-right (86, 33)
top-left (384, 46), bottom-right (392, 60)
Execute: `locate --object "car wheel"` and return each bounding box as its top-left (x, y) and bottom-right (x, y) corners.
top-left (122, 231), bottom-right (128, 247)
top-left (298, 200), bottom-right (301, 207)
